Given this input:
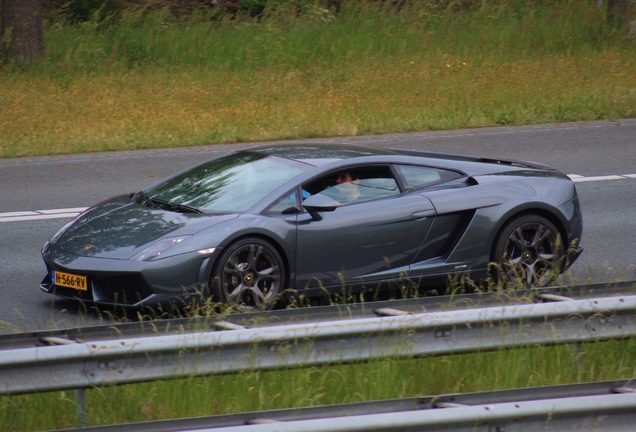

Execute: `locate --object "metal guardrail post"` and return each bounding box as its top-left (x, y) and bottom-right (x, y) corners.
top-left (572, 342), bottom-right (585, 380)
top-left (75, 389), bottom-right (87, 427)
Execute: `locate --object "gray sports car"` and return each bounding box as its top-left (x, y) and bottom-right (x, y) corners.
top-left (40, 144), bottom-right (583, 309)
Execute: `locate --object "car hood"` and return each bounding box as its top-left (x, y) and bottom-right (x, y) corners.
top-left (52, 195), bottom-right (239, 260)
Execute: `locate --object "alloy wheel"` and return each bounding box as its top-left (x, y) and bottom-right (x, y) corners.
top-left (220, 242), bottom-right (282, 310)
top-left (499, 219), bottom-right (564, 287)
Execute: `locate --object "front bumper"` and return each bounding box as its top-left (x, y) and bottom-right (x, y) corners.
top-left (40, 244), bottom-right (221, 307)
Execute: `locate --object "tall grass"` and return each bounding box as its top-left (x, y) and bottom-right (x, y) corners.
top-left (1, 0), bottom-right (635, 158)
top-left (2, 338), bottom-right (635, 430)
top-left (29, 0), bottom-right (634, 73)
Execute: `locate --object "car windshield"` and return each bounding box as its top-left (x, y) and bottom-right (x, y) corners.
top-left (143, 152), bottom-right (311, 212)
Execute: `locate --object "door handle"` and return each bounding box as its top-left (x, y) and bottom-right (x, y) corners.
top-left (411, 210), bottom-right (436, 220)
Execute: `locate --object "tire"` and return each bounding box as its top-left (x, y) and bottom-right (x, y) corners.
top-left (211, 238), bottom-right (285, 310)
top-left (492, 214), bottom-right (565, 288)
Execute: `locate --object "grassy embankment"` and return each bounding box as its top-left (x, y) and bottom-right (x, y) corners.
top-left (1, 0), bottom-right (635, 158)
top-left (2, 1), bottom-right (636, 430)
top-left (2, 336), bottom-right (636, 430)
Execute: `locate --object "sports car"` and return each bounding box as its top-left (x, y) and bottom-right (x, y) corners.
top-left (40, 144), bottom-right (583, 309)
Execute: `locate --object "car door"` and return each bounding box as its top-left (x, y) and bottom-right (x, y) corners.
top-left (294, 165), bottom-right (436, 290)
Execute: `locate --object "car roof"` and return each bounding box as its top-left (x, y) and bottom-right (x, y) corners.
top-left (247, 143), bottom-right (556, 173)
top-left (248, 144), bottom-right (397, 166)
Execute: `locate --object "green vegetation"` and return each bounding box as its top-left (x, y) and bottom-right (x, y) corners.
top-left (2, 338), bottom-right (636, 430)
top-left (2, 1), bottom-right (635, 429)
top-left (1, 0), bottom-right (635, 158)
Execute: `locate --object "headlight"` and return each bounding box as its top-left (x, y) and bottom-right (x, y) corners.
top-left (130, 236), bottom-right (191, 261)
top-left (197, 248), bottom-right (217, 255)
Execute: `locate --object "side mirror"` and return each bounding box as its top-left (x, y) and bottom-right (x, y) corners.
top-left (301, 194), bottom-right (339, 221)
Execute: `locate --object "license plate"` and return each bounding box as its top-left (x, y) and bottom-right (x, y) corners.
top-left (52, 270), bottom-right (88, 291)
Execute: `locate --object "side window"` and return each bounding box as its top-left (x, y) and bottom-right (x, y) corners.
top-left (395, 165), bottom-right (463, 190)
top-left (304, 166), bottom-right (400, 205)
top-left (266, 187), bottom-right (304, 214)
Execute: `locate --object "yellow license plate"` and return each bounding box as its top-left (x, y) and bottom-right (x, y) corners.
top-left (52, 271), bottom-right (88, 291)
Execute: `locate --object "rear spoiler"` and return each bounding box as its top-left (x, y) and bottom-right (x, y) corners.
top-left (387, 149), bottom-right (556, 171)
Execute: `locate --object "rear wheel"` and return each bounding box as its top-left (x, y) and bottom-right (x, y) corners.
top-left (492, 214), bottom-right (564, 288)
top-left (211, 238), bottom-right (285, 310)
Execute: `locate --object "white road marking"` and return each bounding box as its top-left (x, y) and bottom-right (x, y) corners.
top-left (569, 174), bottom-right (629, 183)
top-left (36, 207), bottom-right (88, 214)
top-left (0, 211), bottom-right (40, 217)
top-left (0, 208), bottom-right (87, 223)
top-left (1, 173), bottom-right (634, 223)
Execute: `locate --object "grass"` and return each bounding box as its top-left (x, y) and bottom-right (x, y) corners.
top-left (2, 1), bottom-right (635, 429)
top-left (1, 0), bottom-right (635, 158)
top-left (2, 338), bottom-right (636, 430)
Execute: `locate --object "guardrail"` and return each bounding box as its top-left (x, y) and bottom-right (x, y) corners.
top-left (0, 281), bottom-right (636, 425)
top-left (55, 380), bottom-right (636, 432)
top-left (154, 391), bottom-right (636, 432)
top-left (2, 292), bottom-right (636, 396)
top-left (2, 281), bottom-right (633, 351)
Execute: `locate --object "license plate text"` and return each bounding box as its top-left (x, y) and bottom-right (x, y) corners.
top-left (53, 271), bottom-right (88, 291)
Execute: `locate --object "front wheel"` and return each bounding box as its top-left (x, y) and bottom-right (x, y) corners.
top-left (211, 238), bottom-right (285, 311)
top-left (492, 214), bottom-right (564, 288)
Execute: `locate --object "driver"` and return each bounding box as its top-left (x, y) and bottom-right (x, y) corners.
top-left (335, 171), bottom-right (361, 203)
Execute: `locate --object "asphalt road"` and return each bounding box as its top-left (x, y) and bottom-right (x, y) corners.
top-left (1, 119), bottom-right (635, 333)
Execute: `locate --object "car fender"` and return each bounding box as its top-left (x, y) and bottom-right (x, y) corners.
top-left (421, 179), bottom-right (535, 215)
top-left (190, 213), bottom-right (297, 281)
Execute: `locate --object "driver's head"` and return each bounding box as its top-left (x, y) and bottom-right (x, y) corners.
top-left (336, 172), bottom-right (356, 184)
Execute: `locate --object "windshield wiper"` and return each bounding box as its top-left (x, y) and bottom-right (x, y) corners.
top-left (148, 197), bottom-right (203, 214)
top-left (133, 190), bottom-right (152, 207)
top-left (133, 191), bottom-right (202, 213)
